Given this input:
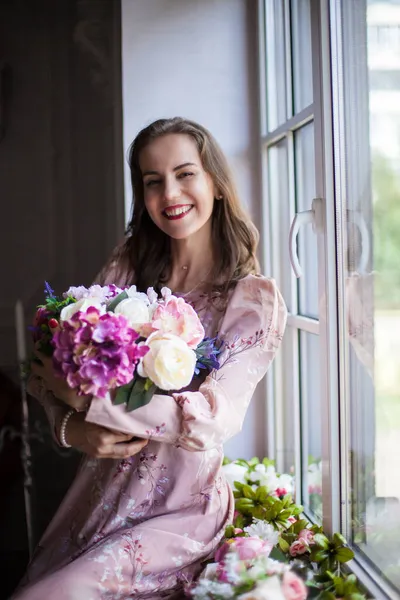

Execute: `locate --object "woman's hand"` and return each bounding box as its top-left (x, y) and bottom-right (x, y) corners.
top-left (64, 412), bottom-right (148, 458)
top-left (31, 348), bottom-right (90, 412)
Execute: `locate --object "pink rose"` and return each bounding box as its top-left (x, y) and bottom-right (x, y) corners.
top-left (151, 297), bottom-right (205, 348)
top-left (281, 572), bottom-right (308, 600)
top-left (215, 536), bottom-right (273, 563)
top-left (289, 539), bottom-right (309, 557)
top-left (287, 516), bottom-right (297, 525)
top-left (298, 529), bottom-right (315, 545)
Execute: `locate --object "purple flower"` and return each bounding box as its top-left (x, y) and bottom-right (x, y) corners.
top-left (51, 310), bottom-right (148, 398)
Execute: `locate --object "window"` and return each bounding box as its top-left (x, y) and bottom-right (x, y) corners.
top-left (259, 0), bottom-right (400, 597)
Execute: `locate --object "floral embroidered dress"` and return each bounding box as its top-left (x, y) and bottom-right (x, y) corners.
top-left (14, 273), bottom-right (287, 600)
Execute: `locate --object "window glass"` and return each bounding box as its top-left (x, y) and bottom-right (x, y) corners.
top-left (342, 1), bottom-right (400, 591)
top-left (267, 140), bottom-right (292, 312)
top-left (299, 331), bottom-right (322, 521)
top-left (265, 0), bottom-right (287, 130)
top-left (291, 0), bottom-right (313, 112)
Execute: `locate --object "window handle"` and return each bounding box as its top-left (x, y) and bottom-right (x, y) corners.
top-left (347, 209), bottom-right (370, 274)
top-left (289, 198), bottom-right (323, 278)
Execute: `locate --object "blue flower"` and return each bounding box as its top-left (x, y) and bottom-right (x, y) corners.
top-left (44, 281), bottom-right (55, 298)
top-left (194, 337), bottom-right (223, 374)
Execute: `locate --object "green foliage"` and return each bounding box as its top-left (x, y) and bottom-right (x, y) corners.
top-left (106, 290), bottom-right (128, 312)
top-left (113, 376), bottom-right (156, 412)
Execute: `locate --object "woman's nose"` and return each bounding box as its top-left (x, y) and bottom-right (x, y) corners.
top-left (163, 177), bottom-right (181, 202)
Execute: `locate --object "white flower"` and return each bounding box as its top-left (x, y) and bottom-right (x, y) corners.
top-left (200, 562), bottom-right (218, 580)
top-left (88, 284), bottom-right (123, 302)
top-left (63, 285), bottom-right (89, 300)
top-left (191, 580), bottom-right (234, 600)
top-left (248, 464), bottom-right (281, 492)
top-left (222, 462), bottom-right (248, 489)
top-left (146, 287), bottom-right (158, 304)
top-left (140, 332), bottom-right (196, 390)
top-left (277, 473), bottom-right (294, 495)
top-left (243, 520), bottom-right (279, 545)
top-left (237, 576), bottom-right (285, 600)
top-left (60, 297), bottom-right (105, 322)
top-left (125, 285), bottom-right (151, 305)
top-left (160, 286), bottom-right (173, 301)
top-left (114, 297), bottom-right (150, 333)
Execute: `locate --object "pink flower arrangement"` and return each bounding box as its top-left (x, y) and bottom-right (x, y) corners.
top-left (189, 534), bottom-right (308, 600)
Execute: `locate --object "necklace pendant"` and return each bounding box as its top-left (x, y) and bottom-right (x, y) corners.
top-left (182, 265), bottom-right (188, 270)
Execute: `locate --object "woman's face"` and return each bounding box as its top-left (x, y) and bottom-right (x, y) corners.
top-left (139, 133), bottom-right (216, 241)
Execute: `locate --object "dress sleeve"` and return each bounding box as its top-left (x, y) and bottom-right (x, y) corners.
top-left (85, 276), bottom-right (287, 451)
top-left (27, 375), bottom-right (67, 444)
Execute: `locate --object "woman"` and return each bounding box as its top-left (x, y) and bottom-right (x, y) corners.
top-left (14, 118), bottom-right (287, 599)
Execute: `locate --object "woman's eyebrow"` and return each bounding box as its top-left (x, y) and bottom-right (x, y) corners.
top-left (142, 162), bottom-right (197, 177)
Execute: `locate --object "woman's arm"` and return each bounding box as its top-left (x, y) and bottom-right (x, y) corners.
top-left (85, 276), bottom-right (287, 451)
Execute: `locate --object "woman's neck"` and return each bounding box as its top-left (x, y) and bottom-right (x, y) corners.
top-left (167, 236), bottom-right (214, 294)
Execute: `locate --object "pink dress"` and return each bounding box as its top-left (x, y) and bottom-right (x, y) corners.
top-left (14, 274), bottom-right (286, 600)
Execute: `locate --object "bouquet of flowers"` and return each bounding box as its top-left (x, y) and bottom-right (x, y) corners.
top-left (31, 282), bottom-right (221, 411)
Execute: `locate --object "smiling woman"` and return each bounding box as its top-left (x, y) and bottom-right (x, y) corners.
top-left (13, 117), bottom-right (287, 600)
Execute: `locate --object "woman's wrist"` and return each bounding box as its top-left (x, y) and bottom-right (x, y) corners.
top-left (63, 411), bottom-right (86, 449)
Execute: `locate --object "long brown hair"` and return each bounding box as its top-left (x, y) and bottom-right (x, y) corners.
top-left (118, 117), bottom-right (259, 292)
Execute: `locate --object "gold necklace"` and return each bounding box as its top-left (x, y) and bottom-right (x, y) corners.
top-left (180, 267), bottom-right (213, 297)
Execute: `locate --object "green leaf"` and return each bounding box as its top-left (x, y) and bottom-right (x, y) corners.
top-left (332, 576), bottom-right (345, 596)
top-left (255, 486), bottom-right (268, 503)
top-left (235, 499), bottom-right (254, 514)
top-left (126, 380), bottom-right (156, 412)
top-left (313, 534), bottom-right (330, 550)
top-left (333, 532), bottom-right (347, 547)
top-left (278, 537), bottom-right (290, 553)
top-left (113, 382), bottom-right (134, 405)
top-left (107, 290), bottom-right (128, 312)
top-left (242, 484), bottom-right (256, 500)
top-left (233, 482), bottom-right (244, 492)
top-left (224, 525), bottom-right (235, 538)
top-left (335, 547), bottom-right (354, 563)
top-left (319, 592), bottom-right (336, 600)
top-left (311, 549), bottom-right (329, 563)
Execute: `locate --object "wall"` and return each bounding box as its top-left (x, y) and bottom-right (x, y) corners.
top-left (121, 0), bottom-right (267, 459)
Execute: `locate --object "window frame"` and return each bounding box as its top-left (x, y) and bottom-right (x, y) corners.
top-left (257, 1), bottom-right (399, 597)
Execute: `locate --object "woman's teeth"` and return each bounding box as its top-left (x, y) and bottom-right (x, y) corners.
top-left (164, 206), bottom-right (192, 218)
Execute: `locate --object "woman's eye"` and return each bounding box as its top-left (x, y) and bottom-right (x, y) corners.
top-left (145, 179), bottom-right (161, 187)
top-left (178, 172), bottom-right (194, 179)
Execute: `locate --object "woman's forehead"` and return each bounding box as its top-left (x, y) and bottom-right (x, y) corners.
top-left (139, 134), bottom-right (201, 172)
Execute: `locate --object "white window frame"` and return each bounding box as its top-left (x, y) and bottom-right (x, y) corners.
top-left (257, 1), bottom-right (399, 598)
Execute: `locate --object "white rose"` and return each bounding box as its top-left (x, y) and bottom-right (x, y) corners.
top-left (60, 297), bottom-right (105, 322)
top-left (114, 297), bottom-right (150, 332)
top-left (141, 332), bottom-right (196, 390)
top-left (222, 462), bottom-right (248, 489)
top-left (237, 577), bottom-right (285, 600)
top-left (125, 285), bottom-right (151, 305)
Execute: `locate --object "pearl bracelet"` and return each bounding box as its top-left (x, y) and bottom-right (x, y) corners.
top-left (59, 409), bottom-right (75, 448)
